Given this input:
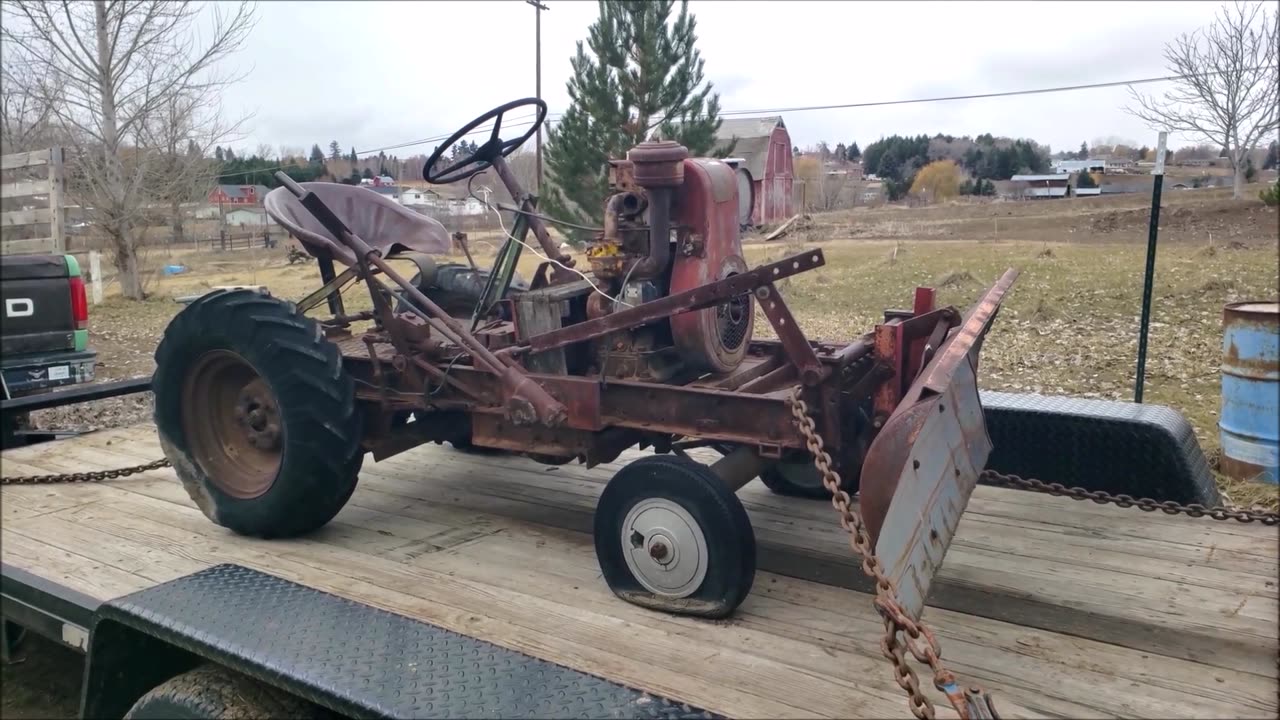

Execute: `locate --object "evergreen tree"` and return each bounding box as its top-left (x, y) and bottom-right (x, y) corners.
top-left (214, 146), bottom-right (224, 162)
top-left (349, 146), bottom-right (358, 164)
top-left (310, 144), bottom-right (326, 165)
top-left (847, 141), bottom-right (861, 162)
top-left (1077, 141), bottom-right (1088, 160)
top-left (1137, 145), bottom-right (1150, 161)
top-left (543, 0), bottom-right (728, 232)
top-left (1264, 141), bottom-right (1278, 170)
top-left (835, 142), bottom-right (847, 161)
top-left (1076, 171), bottom-right (1098, 189)
top-left (329, 141), bottom-right (341, 161)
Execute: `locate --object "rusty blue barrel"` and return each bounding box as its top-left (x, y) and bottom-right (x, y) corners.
top-left (1220, 301), bottom-right (1280, 484)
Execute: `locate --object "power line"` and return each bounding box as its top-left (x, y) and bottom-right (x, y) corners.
top-left (347, 66), bottom-right (1270, 159)
top-left (715, 67), bottom-right (1272, 117)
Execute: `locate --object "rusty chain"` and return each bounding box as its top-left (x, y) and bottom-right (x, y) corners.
top-left (0, 458), bottom-right (170, 485)
top-left (786, 390), bottom-right (992, 720)
top-left (979, 470), bottom-right (1280, 525)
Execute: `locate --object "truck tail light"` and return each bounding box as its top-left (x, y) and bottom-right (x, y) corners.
top-left (69, 276), bottom-right (88, 330)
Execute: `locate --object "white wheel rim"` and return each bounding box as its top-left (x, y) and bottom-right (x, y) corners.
top-left (620, 498), bottom-right (709, 598)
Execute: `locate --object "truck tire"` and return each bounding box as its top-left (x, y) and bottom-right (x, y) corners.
top-left (153, 289), bottom-right (363, 538)
top-left (125, 664), bottom-right (325, 719)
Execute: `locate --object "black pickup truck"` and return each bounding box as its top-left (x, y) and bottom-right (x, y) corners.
top-left (1, 253), bottom-right (96, 441)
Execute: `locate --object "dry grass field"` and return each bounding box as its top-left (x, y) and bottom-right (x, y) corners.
top-left (32, 185), bottom-right (1280, 509)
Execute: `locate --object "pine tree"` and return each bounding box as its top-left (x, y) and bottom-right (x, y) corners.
top-left (847, 141), bottom-right (861, 162)
top-left (329, 141), bottom-right (341, 161)
top-left (1077, 141), bottom-right (1089, 160)
top-left (310, 144), bottom-right (325, 165)
top-left (349, 146), bottom-right (358, 164)
top-left (214, 146), bottom-right (224, 162)
top-left (543, 0), bottom-right (727, 231)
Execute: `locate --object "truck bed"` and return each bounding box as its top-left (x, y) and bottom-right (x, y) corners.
top-left (2, 424), bottom-right (1276, 719)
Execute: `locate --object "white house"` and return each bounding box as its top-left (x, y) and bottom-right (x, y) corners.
top-left (400, 187), bottom-right (435, 207)
top-left (225, 208), bottom-right (276, 227)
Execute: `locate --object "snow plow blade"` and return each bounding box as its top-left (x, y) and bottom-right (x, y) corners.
top-left (858, 268), bottom-right (1019, 621)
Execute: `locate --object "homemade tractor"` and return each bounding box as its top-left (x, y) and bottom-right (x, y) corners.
top-left (154, 98), bottom-right (1017, 634)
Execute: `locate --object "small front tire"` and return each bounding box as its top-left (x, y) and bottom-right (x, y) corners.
top-left (594, 455), bottom-right (756, 619)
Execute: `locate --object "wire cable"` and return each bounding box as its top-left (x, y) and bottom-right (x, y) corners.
top-left (352, 65), bottom-right (1271, 157)
top-left (715, 66), bottom-right (1274, 117)
top-left (476, 182), bottom-right (633, 309)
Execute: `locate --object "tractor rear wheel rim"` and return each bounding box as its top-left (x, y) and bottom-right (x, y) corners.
top-left (621, 498), bottom-right (708, 598)
top-left (181, 350), bottom-right (282, 499)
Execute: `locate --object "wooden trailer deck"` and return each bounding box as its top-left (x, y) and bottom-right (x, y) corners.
top-left (2, 423), bottom-right (1276, 719)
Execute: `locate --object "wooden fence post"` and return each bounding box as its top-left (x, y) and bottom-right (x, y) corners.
top-left (89, 251), bottom-right (104, 304)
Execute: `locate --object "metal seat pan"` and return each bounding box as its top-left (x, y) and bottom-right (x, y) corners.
top-left (264, 183), bottom-right (452, 266)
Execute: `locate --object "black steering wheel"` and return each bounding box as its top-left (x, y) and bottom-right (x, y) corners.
top-left (424, 98), bottom-right (547, 185)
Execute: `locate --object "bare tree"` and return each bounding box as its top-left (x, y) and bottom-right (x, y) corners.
top-left (136, 91), bottom-right (238, 247)
top-left (1127, 1), bottom-right (1278, 199)
top-left (0, 57), bottom-right (61, 154)
top-left (1, 1), bottom-right (256, 298)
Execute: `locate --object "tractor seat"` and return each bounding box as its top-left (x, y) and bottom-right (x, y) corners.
top-left (264, 183), bottom-right (452, 267)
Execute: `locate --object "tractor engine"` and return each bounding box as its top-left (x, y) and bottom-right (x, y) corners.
top-left (583, 140), bottom-right (754, 380)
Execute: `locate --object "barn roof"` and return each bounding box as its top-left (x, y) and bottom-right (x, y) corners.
top-left (213, 184), bottom-right (271, 200)
top-left (656, 115), bottom-right (786, 181)
top-left (713, 116), bottom-right (785, 180)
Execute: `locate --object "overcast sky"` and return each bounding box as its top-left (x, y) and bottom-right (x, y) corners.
top-left (218, 0), bottom-right (1244, 158)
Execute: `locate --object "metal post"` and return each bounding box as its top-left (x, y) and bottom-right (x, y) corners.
top-left (527, 0), bottom-right (548, 193)
top-left (1135, 131), bottom-right (1168, 403)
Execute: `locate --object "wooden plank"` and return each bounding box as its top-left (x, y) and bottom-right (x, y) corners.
top-left (0, 179), bottom-right (51, 198)
top-left (1, 207), bottom-right (52, 227)
top-left (5, 473), bottom-right (1271, 719)
top-left (6, 425), bottom-right (1278, 719)
top-left (0, 149), bottom-right (51, 170)
top-left (3, 236), bottom-right (64, 257)
top-left (55, 426), bottom-right (1280, 675)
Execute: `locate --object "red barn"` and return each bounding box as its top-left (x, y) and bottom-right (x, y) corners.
top-left (715, 116), bottom-right (793, 227)
top-left (208, 184), bottom-right (270, 206)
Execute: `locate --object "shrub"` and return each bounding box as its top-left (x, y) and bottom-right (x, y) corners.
top-left (1260, 179), bottom-right (1280, 207)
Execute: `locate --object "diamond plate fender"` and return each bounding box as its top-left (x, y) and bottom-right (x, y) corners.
top-left (83, 564), bottom-right (717, 720)
top-left (858, 269), bottom-right (1018, 622)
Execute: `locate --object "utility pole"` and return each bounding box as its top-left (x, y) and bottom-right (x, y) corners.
top-left (527, 0), bottom-right (548, 193)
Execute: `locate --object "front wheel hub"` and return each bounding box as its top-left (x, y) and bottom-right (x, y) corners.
top-left (181, 350), bottom-right (283, 499)
top-left (621, 498), bottom-right (708, 598)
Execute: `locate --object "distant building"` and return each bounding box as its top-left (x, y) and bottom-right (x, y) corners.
top-left (400, 187), bottom-right (434, 207)
top-left (1075, 187), bottom-right (1102, 197)
top-left (208, 184), bottom-right (270, 206)
top-left (662, 115), bottom-right (794, 226)
top-left (1052, 159), bottom-right (1107, 175)
top-left (1011, 174), bottom-right (1071, 199)
top-left (224, 208), bottom-right (276, 227)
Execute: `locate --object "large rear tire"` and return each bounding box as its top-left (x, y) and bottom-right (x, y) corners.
top-left (153, 289), bottom-right (364, 538)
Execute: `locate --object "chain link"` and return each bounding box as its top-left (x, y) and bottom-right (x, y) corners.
top-left (979, 469), bottom-right (1280, 525)
top-left (786, 389), bottom-right (988, 720)
top-left (0, 458), bottom-right (170, 485)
